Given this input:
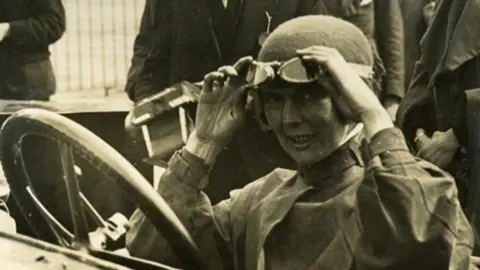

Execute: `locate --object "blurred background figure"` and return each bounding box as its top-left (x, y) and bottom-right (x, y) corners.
top-left (397, 0), bottom-right (480, 253)
top-left (0, 0), bottom-right (66, 101)
top-left (398, 0), bottom-right (437, 91)
top-left (373, 0), bottom-right (405, 122)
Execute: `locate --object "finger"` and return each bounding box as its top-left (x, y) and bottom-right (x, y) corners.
top-left (217, 66), bottom-right (238, 77)
top-left (297, 46), bottom-right (334, 55)
top-left (299, 55), bottom-right (328, 68)
top-left (416, 128), bottom-right (426, 137)
top-left (232, 56), bottom-right (254, 74)
top-left (297, 46), bottom-right (323, 53)
top-left (415, 128), bottom-right (430, 149)
top-left (203, 71), bottom-right (225, 93)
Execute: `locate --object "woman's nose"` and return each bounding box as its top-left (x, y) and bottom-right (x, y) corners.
top-left (282, 98), bottom-right (302, 126)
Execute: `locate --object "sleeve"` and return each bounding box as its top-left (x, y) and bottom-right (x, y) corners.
top-left (374, 0), bottom-right (405, 100)
top-left (126, 148), bottom-right (252, 269)
top-left (131, 1), bottom-right (172, 102)
top-left (353, 128), bottom-right (474, 270)
top-left (5, 0), bottom-right (65, 49)
top-left (396, 58), bottom-right (436, 146)
top-left (124, 0), bottom-right (155, 101)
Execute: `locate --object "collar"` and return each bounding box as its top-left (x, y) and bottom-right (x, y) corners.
top-left (298, 128), bottom-right (364, 188)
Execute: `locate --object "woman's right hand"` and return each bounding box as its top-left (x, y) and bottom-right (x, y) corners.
top-left (186, 56), bottom-right (253, 163)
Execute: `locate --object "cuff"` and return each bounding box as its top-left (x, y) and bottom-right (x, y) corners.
top-left (167, 148), bottom-right (211, 190)
top-left (384, 85), bottom-right (405, 101)
top-left (0, 23), bottom-right (10, 41)
top-left (0, 200), bottom-right (9, 214)
top-left (367, 128), bottom-right (415, 165)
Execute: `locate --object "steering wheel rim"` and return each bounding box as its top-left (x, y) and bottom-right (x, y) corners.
top-left (0, 108), bottom-right (206, 270)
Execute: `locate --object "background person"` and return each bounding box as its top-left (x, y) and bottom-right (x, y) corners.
top-left (0, 0), bottom-right (65, 101)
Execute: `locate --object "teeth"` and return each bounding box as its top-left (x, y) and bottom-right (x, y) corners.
top-left (290, 135), bottom-right (313, 143)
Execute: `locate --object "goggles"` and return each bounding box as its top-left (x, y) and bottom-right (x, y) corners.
top-left (245, 57), bottom-right (374, 88)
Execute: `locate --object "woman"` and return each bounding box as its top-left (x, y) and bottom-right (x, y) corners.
top-left (0, 0), bottom-right (65, 100)
top-left (127, 15), bottom-right (474, 269)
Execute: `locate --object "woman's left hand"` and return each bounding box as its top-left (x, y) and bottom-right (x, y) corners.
top-left (297, 46), bottom-right (392, 137)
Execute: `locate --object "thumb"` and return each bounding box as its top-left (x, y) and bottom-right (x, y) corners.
top-left (233, 87), bottom-right (249, 111)
top-left (415, 128), bottom-right (430, 150)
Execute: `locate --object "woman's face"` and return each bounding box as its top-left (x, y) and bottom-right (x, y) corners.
top-left (261, 80), bottom-right (353, 165)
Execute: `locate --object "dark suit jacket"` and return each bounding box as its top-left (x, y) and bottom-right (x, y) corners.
top-left (128, 0), bottom-right (376, 204)
top-left (131, 0), bottom-right (376, 102)
top-left (398, 0), bottom-right (432, 90)
top-left (124, 0), bottom-right (157, 101)
top-left (0, 0), bottom-right (65, 100)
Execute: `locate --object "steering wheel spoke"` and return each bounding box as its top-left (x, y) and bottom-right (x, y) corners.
top-left (58, 143), bottom-right (91, 252)
top-left (14, 149), bottom-right (75, 247)
top-left (26, 186), bottom-right (74, 246)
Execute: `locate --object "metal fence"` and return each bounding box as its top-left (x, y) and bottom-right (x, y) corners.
top-left (50, 0), bottom-right (146, 92)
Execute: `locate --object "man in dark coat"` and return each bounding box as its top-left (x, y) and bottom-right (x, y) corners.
top-left (397, 0), bottom-right (480, 156)
top-left (0, 0), bottom-right (65, 101)
top-left (396, 0), bottom-right (480, 252)
top-left (124, 0), bottom-right (157, 102)
top-left (126, 0), bottom-right (378, 205)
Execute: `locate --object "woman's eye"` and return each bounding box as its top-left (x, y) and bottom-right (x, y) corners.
top-left (292, 90), bottom-right (312, 102)
top-left (302, 93), bottom-right (311, 100)
top-left (264, 93), bottom-right (283, 104)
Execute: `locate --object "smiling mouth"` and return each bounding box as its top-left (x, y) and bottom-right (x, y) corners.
top-left (286, 134), bottom-right (316, 149)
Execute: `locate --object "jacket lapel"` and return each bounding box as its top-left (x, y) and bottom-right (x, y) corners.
top-left (172, 0), bottom-right (222, 69)
top-left (244, 174), bottom-right (311, 270)
top-left (148, 0), bottom-right (157, 27)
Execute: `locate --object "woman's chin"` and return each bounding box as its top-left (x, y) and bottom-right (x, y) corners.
top-left (291, 152), bottom-right (328, 166)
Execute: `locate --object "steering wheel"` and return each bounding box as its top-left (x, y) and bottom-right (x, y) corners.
top-left (0, 108), bottom-right (206, 270)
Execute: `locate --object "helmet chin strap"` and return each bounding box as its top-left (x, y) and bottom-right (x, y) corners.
top-left (338, 123), bottom-right (364, 147)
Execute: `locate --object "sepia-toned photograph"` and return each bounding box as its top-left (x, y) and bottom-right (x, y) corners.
top-left (0, 0), bottom-right (479, 269)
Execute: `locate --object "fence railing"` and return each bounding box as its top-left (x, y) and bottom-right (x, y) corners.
top-left (50, 0), bottom-right (146, 92)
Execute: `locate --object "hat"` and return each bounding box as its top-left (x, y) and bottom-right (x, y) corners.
top-left (258, 15), bottom-right (373, 66)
